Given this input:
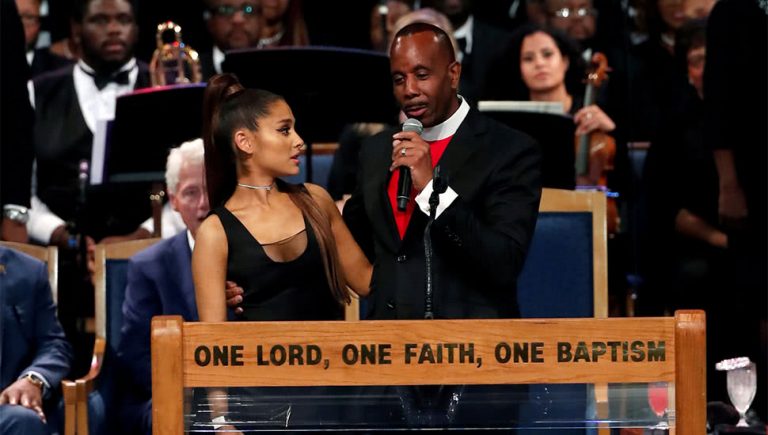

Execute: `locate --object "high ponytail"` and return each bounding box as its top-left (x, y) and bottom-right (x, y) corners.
top-left (203, 74), bottom-right (243, 209)
top-left (203, 74), bottom-right (281, 208)
top-left (202, 75), bottom-right (349, 305)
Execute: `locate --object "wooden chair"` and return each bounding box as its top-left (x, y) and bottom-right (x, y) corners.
top-left (517, 188), bottom-right (608, 319)
top-left (516, 188), bottom-right (609, 432)
top-left (73, 238), bottom-right (160, 435)
top-left (151, 311), bottom-right (706, 434)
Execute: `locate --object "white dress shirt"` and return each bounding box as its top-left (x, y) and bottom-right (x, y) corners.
top-left (413, 96), bottom-right (470, 219)
top-left (27, 59), bottom-right (140, 244)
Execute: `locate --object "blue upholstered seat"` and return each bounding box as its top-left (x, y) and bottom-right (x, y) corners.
top-left (518, 212), bottom-right (594, 319)
top-left (283, 154), bottom-right (335, 188)
top-left (85, 258), bottom-right (131, 435)
top-left (76, 239), bottom-right (159, 435)
top-left (515, 191), bottom-right (606, 434)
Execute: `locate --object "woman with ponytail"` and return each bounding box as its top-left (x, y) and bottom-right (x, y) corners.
top-left (192, 73), bottom-right (372, 430)
top-left (194, 73), bottom-right (371, 323)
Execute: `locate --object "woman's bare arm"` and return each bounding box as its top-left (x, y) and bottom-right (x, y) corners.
top-left (306, 183), bottom-right (372, 296)
top-left (192, 214), bottom-right (229, 322)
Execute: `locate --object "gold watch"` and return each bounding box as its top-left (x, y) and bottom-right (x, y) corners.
top-left (23, 373), bottom-right (45, 390)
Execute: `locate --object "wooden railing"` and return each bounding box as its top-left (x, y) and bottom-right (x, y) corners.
top-left (152, 310), bottom-right (705, 434)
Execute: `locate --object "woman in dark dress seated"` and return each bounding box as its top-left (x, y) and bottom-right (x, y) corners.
top-left (192, 74), bottom-right (372, 431)
top-left (509, 24), bottom-right (617, 187)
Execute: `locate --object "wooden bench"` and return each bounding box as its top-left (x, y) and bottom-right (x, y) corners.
top-left (151, 310), bottom-right (705, 434)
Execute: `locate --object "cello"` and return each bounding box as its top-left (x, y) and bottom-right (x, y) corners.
top-left (574, 52), bottom-right (619, 234)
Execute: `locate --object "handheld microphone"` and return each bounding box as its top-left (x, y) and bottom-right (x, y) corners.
top-left (397, 118), bottom-right (424, 211)
top-left (78, 160), bottom-right (89, 205)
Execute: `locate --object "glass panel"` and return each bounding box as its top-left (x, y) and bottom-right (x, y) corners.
top-left (183, 383), bottom-right (674, 432)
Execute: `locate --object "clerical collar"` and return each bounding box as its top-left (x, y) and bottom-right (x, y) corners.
top-left (421, 96), bottom-right (470, 142)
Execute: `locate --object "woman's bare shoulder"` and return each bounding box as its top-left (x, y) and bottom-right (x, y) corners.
top-left (195, 213), bottom-right (227, 246)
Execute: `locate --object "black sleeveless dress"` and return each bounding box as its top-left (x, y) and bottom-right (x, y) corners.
top-left (212, 206), bottom-right (341, 321)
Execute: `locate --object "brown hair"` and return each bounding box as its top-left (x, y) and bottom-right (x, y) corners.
top-left (202, 73), bottom-right (349, 304)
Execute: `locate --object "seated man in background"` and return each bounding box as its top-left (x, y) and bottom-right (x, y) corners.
top-left (116, 139), bottom-right (231, 435)
top-left (200, 0), bottom-right (261, 79)
top-left (0, 246), bottom-right (73, 435)
top-left (29, 0), bottom-right (151, 248)
top-left (29, 0), bottom-right (152, 378)
top-left (15, 0), bottom-right (72, 77)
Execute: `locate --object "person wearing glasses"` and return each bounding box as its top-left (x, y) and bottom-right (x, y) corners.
top-left (14, 0), bottom-right (72, 77)
top-left (200, 0), bottom-right (261, 80)
top-left (545, 0), bottom-right (597, 44)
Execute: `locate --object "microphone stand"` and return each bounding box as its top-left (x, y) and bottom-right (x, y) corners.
top-left (399, 167), bottom-right (460, 429)
top-left (423, 166), bottom-right (447, 320)
top-left (73, 160), bottom-right (90, 280)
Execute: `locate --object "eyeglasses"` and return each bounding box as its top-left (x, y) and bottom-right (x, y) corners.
top-left (551, 7), bottom-right (597, 19)
top-left (208, 3), bottom-right (259, 18)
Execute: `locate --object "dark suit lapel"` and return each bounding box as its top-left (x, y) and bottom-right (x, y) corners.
top-left (135, 62), bottom-right (152, 90)
top-left (364, 138), bottom-right (401, 253)
top-left (166, 232), bottom-right (197, 320)
top-left (432, 108), bottom-right (485, 196)
top-left (401, 109), bottom-right (484, 244)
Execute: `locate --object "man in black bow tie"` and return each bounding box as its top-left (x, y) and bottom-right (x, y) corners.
top-left (29, 0), bottom-right (150, 248)
top-left (29, 0), bottom-right (150, 375)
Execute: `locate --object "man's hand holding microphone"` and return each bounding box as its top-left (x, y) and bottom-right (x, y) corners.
top-left (390, 119), bottom-right (431, 210)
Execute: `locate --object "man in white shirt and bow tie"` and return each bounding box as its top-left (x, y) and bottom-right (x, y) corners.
top-left (28, 0), bottom-right (150, 248)
top-left (27, 0), bottom-right (151, 375)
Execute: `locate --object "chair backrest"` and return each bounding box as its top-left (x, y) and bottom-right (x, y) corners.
top-left (0, 241), bottom-right (59, 303)
top-left (80, 238), bottom-right (160, 435)
top-left (515, 189), bottom-right (609, 430)
top-left (94, 238), bottom-right (161, 347)
top-left (517, 188), bottom-right (608, 319)
top-left (283, 148), bottom-right (336, 188)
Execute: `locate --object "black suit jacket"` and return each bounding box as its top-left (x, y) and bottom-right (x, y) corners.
top-left (33, 63), bottom-right (152, 240)
top-left (198, 49), bottom-right (217, 81)
top-left (29, 48), bottom-right (73, 79)
top-left (459, 19), bottom-right (516, 105)
top-left (0, 0), bottom-right (34, 209)
top-left (344, 108), bottom-right (541, 320)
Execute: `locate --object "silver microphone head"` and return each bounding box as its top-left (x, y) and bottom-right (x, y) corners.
top-left (402, 118), bottom-right (424, 134)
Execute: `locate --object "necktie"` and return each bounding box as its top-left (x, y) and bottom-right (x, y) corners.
top-left (85, 68), bottom-right (131, 90)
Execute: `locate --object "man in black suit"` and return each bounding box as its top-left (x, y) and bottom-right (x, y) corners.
top-left (344, 22), bottom-right (541, 321)
top-left (30, 0), bottom-right (151, 376)
top-left (15, 0), bottom-right (72, 78)
top-left (428, 0), bottom-right (518, 104)
top-left (341, 22), bottom-right (539, 427)
top-left (29, 0), bottom-right (150, 247)
top-left (199, 0), bottom-right (261, 80)
top-left (1, 0), bottom-right (34, 243)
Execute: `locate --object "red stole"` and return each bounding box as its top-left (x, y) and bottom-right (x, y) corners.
top-left (387, 135), bottom-right (453, 239)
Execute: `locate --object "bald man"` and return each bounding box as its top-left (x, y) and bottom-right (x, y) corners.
top-left (344, 22), bottom-right (541, 321)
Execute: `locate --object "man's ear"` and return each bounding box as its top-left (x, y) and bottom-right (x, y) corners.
top-left (449, 60), bottom-right (462, 92)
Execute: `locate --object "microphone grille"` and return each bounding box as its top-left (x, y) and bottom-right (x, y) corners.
top-left (402, 118), bottom-right (424, 134)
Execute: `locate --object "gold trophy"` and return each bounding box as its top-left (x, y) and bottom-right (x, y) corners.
top-left (149, 21), bottom-right (202, 86)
